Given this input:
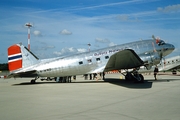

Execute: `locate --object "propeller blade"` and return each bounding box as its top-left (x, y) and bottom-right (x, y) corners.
top-left (152, 42), bottom-right (157, 52)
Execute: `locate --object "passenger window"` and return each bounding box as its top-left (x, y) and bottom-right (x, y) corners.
top-left (79, 61), bottom-right (83, 65)
top-left (105, 56), bottom-right (109, 59)
top-left (87, 59), bottom-right (92, 63)
top-left (96, 58), bottom-right (100, 61)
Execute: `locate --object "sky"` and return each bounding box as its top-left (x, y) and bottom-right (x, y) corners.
top-left (0, 0), bottom-right (180, 63)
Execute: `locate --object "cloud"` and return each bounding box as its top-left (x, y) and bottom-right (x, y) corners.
top-left (116, 14), bottom-right (140, 22)
top-left (95, 38), bottom-right (117, 47)
top-left (0, 1), bottom-right (179, 62)
top-left (68, 0), bottom-right (154, 11)
top-left (95, 38), bottom-right (110, 43)
top-left (40, 45), bottom-right (55, 50)
top-left (157, 4), bottom-right (180, 13)
top-left (77, 48), bottom-right (87, 53)
top-left (108, 42), bottom-right (117, 47)
top-left (60, 29), bottom-right (72, 35)
top-left (33, 30), bottom-right (42, 37)
top-left (32, 42), bottom-right (55, 52)
top-left (116, 15), bottom-right (129, 21)
top-left (53, 47), bottom-right (86, 56)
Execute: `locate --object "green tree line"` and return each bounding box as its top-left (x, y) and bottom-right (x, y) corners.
top-left (0, 63), bottom-right (8, 71)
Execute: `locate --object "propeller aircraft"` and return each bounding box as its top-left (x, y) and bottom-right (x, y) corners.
top-left (7, 36), bottom-right (175, 83)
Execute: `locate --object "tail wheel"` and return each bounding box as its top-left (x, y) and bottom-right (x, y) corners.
top-left (31, 80), bottom-right (36, 84)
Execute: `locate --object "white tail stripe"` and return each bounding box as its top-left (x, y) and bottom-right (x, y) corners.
top-left (8, 53), bottom-right (22, 63)
top-left (8, 53), bottom-right (22, 58)
top-left (8, 58), bottom-right (22, 63)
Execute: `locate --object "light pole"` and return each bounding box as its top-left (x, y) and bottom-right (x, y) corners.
top-left (25, 23), bottom-right (33, 50)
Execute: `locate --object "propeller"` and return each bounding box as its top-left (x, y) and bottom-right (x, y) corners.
top-left (152, 35), bottom-right (156, 40)
top-left (152, 35), bottom-right (167, 69)
top-left (152, 35), bottom-right (161, 44)
top-left (87, 43), bottom-right (91, 52)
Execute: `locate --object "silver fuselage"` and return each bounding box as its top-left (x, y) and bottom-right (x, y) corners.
top-left (17, 39), bottom-right (175, 77)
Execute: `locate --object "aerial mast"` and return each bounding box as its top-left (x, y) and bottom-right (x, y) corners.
top-left (25, 23), bottom-right (33, 50)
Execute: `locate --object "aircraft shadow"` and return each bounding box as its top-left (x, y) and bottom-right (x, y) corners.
top-left (12, 77), bottom-right (179, 88)
top-left (12, 80), bottom-right (105, 86)
top-left (104, 78), bottom-right (153, 89)
top-left (147, 78), bottom-right (180, 82)
top-left (12, 78), bottom-right (153, 89)
top-left (12, 81), bottom-right (59, 86)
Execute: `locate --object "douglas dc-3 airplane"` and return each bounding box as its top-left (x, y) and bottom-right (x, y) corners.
top-left (7, 36), bottom-right (175, 83)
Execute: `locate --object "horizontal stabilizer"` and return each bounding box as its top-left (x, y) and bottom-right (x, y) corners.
top-left (104, 49), bottom-right (144, 72)
top-left (7, 70), bottom-right (37, 78)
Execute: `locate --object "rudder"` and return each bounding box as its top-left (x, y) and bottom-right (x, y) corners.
top-left (8, 44), bottom-right (22, 71)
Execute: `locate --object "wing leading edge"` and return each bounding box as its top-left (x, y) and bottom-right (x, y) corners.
top-left (104, 49), bottom-right (144, 72)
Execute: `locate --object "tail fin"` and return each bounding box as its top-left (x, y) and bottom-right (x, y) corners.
top-left (8, 43), bottom-right (39, 72)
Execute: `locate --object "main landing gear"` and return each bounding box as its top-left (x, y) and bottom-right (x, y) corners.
top-left (121, 68), bottom-right (144, 83)
top-left (31, 76), bottom-right (39, 84)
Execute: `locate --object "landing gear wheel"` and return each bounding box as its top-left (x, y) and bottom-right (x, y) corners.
top-left (125, 72), bottom-right (132, 81)
top-left (31, 80), bottom-right (36, 84)
top-left (139, 74), bottom-right (144, 83)
top-left (125, 75), bottom-right (130, 81)
top-left (30, 77), bottom-right (39, 84)
top-left (134, 74), bottom-right (144, 83)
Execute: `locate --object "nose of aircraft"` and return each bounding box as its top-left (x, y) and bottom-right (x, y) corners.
top-left (164, 43), bottom-right (175, 56)
top-left (169, 43), bottom-right (175, 51)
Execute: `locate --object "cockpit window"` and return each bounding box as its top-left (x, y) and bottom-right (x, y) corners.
top-left (156, 39), bottom-right (165, 46)
top-left (159, 40), bottom-right (165, 45)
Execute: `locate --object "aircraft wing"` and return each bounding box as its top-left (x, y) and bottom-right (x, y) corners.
top-left (158, 56), bottom-right (180, 71)
top-left (162, 64), bottom-right (180, 71)
top-left (104, 49), bottom-right (144, 72)
top-left (6, 70), bottom-right (38, 78)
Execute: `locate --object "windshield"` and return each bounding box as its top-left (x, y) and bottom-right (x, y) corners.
top-left (156, 39), bottom-right (165, 46)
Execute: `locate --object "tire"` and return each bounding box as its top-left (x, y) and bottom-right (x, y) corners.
top-left (139, 74), bottom-right (144, 83)
top-left (31, 80), bottom-right (35, 84)
top-left (125, 76), bottom-right (128, 81)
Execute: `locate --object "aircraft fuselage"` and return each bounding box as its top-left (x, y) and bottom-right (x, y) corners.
top-left (26, 39), bottom-right (174, 77)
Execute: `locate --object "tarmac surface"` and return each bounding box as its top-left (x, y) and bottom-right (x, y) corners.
top-left (0, 73), bottom-right (180, 120)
